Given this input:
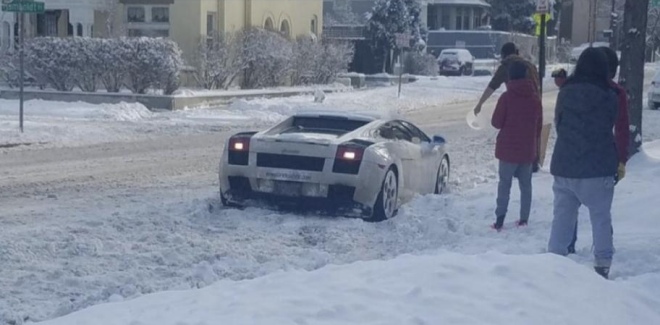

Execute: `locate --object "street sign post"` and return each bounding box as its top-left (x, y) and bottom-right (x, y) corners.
top-left (2, 0), bottom-right (45, 133)
top-left (535, 0), bottom-right (549, 95)
top-left (394, 33), bottom-right (411, 99)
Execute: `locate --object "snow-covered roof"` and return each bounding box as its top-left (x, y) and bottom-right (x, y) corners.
top-left (425, 0), bottom-right (491, 7)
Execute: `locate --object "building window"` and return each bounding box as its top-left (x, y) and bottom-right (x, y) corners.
top-left (207, 12), bottom-right (217, 48)
top-left (77, 23), bottom-right (83, 36)
top-left (455, 8), bottom-right (463, 30)
top-left (264, 17), bottom-right (274, 30)
top-left (127, 7), bottom-right (145, 23)
top-left (280, 20), bottom-right (290, 37)
top-left (2, 22), bottom-right (9, 49)
top-left (462, 8), bottom-right (470, 30)
top-left (311, 15), bottom-right (318, 35)
top-left (152, 7), bottom-right (169, 23)
top-left (428, 8), bottom-right (437, 30)
top-left (126, 5), bottom-right (170, 38)
top-left (441, 10), bottom-right (450, 29)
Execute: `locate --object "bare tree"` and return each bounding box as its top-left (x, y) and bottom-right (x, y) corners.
top-left (102, 0), bottom-right (125, 38)
top-left (619, 0), bottom-right (650, 157)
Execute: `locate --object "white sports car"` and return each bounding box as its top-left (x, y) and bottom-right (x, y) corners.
top-left (218, 111), bottom-right (450, 221)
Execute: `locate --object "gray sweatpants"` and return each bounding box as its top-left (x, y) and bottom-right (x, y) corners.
top-left (548, 176), bottom-right (615, 267)
top-left (496, 161), bottom-right (533, 221)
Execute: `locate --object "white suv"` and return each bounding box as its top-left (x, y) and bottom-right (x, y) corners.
top-left (437, 48), bottom-right (474, 76)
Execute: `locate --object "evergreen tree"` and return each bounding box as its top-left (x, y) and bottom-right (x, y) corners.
top-left (487, 0), bottom-right (536, 34)
top-left (366, 0), bottom-right (410, 72)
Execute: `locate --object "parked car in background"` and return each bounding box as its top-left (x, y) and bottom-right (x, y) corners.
top-left (570, 42), bottom-right (610, 62)
top-left (648, 72), bottom-right (660, 110)
top-left (437, 49), bottom-right (474, 76)
top-left (219, 111), bottom-right (451, 221)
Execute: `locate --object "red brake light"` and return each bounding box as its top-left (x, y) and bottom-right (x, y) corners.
top-left (229, 137), bottom-right (249, 151)
top-left (336, 145), bottom-right (364, 160)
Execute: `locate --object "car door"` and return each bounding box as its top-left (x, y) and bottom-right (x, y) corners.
top-left (387, 121), bottom-right (424, 199)
top-left (399, 121), bottom-right (441, 194)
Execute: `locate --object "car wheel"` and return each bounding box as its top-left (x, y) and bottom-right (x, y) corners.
top-left (458, 66), bottom-right (465, 76)
top-left (654, 102), bottom-right (660, 110)
top-left (370, 167), bottom-right (398, 222)
top-left (435, 156), bottom-right (450, 194)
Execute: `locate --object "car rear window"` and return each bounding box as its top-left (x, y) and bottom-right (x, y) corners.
top-left (283, 116), bottom-right (369, 135)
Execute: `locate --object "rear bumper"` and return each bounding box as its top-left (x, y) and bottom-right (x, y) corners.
top-left (222, 178), bottom-right (372, 216)
top-left (219, 160), bottom-right (385, 216)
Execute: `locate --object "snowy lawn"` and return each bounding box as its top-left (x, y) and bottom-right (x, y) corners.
top-left (27, 141), bottom-right (660, 325)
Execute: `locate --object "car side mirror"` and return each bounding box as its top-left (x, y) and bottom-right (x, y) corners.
top-left (433, 135), bottom-right (446, 144)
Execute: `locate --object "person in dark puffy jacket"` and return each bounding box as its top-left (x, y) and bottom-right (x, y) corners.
top-left (490, 61), bottom-right (543, 231)
top-left (547, 47), bottom-right (620, 279)
top-left (564, 46), bottom-right (630, 255)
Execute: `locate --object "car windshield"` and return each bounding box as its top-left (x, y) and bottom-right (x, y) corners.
top-left (281, 116), bottom-right (369, 135)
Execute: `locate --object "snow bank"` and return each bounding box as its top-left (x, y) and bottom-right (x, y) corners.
top-left (38, 252), bottom-right (660, 325)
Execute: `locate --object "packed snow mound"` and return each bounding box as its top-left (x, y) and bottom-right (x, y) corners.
top-left (0, 99), bottom-right (151, 122)
top-left (38, 251), bottom-right (660, 325)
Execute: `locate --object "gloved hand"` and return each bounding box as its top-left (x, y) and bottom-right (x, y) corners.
top-left (615, 163), bottom-right (626, 184)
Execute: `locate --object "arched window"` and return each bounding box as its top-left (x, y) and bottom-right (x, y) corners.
top-left (280, 19), bottom-right (290, 37)
top-left (264, 17), bottom-right (274, 30)
top-left (77, 23), bottom-right (83, 37)
top-left (67, 23), bottom-right (73, 36)
top-left (310, 15), bottom-right (318, 35)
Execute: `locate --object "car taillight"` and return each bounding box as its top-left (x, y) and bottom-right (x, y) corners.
top-left (333, 140), bottom-right (372, 174)
top-left (336, 145), bottom-right (364, 161)
top-left (229, 137), bottom-right (250, 152)
top-left (227, 132), bottom-right (255, 166)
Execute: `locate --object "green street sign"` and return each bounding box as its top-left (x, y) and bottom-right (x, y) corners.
top-left (654, 0), bottom-right (660, 7)
top-left (2, 0), bottom-right (45, 13)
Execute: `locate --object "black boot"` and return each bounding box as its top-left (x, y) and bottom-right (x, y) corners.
top-left (594, 267), bottom-right (610, 279)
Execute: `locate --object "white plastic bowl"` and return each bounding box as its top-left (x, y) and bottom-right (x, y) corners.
top-left (466, 110), bottom-right (487, 130)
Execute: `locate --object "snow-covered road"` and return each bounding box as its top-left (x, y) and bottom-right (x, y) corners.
top-left (2, 73), bottom-right (660, 324)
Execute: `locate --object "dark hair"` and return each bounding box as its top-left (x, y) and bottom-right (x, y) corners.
top-left (564, 47), bottom-right (611, 90)
top-left (501, 42), bottom-right (517, 58)
top-left (508, 61), bottom-right (527, 80)
top-left (598, 46), bottom-right (619, 79)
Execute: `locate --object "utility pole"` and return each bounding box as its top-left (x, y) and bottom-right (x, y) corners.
top-left (19, 10), bottom-right (24, 133)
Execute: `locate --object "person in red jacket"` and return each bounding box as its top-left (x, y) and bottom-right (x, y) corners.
top-left (491, 61), bottom-right (543, 230)
top-left (565, 46), bottom-right (630, 255)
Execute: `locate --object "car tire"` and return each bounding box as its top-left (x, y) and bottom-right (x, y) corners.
top-left (458, 66), bottom-right (465, 76)
top-left (369, 167), bottom-right (398, 222)
top-left (435, 156), bottom-right (450, 194)
top-left (654, 102), bottom-right (660, 110)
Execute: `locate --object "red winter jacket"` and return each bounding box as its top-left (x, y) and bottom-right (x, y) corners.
top-left (492, 79), bottom-right (543, 164)
top-left (610, 81), bottom-right (630, 164)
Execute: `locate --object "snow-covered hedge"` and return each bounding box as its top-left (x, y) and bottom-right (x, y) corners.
top-left (238, 27), bottom-right (293, 89)
top-left (192, 32), bottom-right (242, 90)
top-left (403, 51), bottom-right (439, 76)
top-left (3, 37), bottom-right (183, 94)
top-left (291, 37), bottom-right (354, 86)
top-left (193, 28), bottom-right (354, 90)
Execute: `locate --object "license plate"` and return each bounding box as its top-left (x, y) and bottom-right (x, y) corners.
top-left (274, 181), bottom-right (302, 196)
top-left (257, 168), bottom-right (313, 182)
